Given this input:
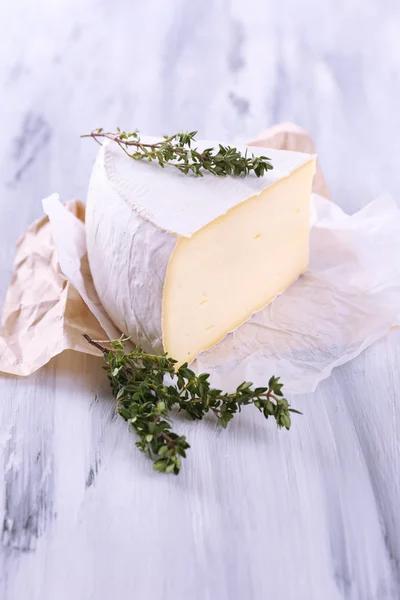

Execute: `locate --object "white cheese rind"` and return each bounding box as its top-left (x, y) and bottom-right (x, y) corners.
top-left (86, 147), bottom-right (176, 354)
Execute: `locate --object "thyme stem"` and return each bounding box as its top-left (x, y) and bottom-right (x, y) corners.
top-left (84, 335), bottom-right (300, 475)
top-left (82, 128), bottom-right (273, 178)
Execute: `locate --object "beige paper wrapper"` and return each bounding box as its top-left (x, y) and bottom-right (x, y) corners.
top-left (0, 201), bottom-right (106, 375)
top-left (0, 123), bottom-right (327, 377)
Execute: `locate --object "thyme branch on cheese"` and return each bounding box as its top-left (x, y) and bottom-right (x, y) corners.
top-left (82, 128), bottom-right (273, 177)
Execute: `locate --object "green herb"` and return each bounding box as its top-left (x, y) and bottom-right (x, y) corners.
top-left (81, 129), bottom-right (273, 178)
top-left (84, 335), bottom-right (300, 475)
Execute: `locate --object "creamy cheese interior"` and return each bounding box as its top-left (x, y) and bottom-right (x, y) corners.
top-left (162, 159), bottom-right (316, 365)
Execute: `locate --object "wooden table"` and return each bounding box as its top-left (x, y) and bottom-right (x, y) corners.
top-left (1, 1), bottom-right (400, 598)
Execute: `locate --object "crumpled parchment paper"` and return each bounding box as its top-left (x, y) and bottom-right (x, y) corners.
top-left (0, 201), bottom-right (106, 375)
top-left (1, 122), bottom-right (399, 394)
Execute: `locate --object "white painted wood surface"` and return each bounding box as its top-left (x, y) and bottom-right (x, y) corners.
top-left (1, 1), bottom-right (400, 598)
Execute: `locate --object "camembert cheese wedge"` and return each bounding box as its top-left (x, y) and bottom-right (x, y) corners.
top-left (86, 138), bottom-right (316, 365)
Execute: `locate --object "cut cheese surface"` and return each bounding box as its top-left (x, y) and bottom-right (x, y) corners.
top-left (162, 160), bottom-right (315, 363)
top-left (86, 141), bottom-right (316, 365)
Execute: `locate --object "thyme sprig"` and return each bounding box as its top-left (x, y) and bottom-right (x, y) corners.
top-left (84, 335), bottom-right (300, 475)
top-left (81, 129), bottom-right (273, 177)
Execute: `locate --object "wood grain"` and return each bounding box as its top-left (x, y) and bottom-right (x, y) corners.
top-left (1, 1), bottom-right (400, 598)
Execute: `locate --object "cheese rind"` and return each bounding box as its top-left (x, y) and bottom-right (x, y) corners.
top-left (86, 141), bottom-right (316, 363)
top-left (86, 147), bottom-right (175, 354)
